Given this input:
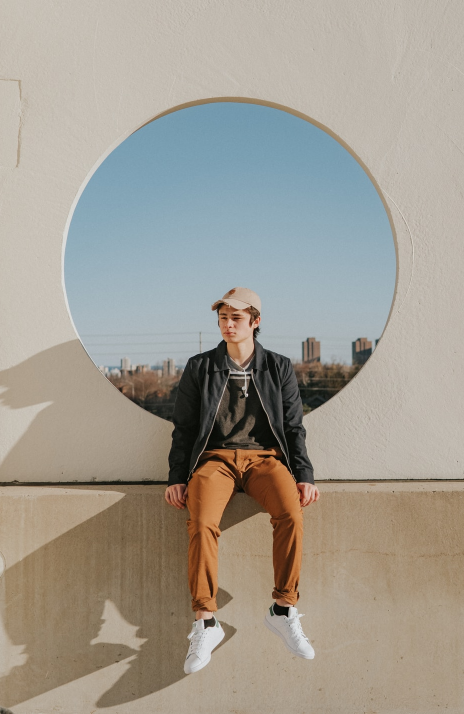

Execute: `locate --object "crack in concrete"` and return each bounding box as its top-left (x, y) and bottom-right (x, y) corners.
top-left (382, 189), bottom-right (415, 315)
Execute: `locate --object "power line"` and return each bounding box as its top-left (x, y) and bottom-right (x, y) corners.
top-left (80, 331), bottom-right (206, 337)
top-left (79, 330), bottom-right (372, 342)
top-left (83, 340), bottom-right (213, 347)
top-left (90, 350), bottom-right (215, 357)
top-left (83, 336), bottom-right (356, 345)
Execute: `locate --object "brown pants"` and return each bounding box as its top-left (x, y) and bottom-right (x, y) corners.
top-left (185, 447), bottom-right (304, 612)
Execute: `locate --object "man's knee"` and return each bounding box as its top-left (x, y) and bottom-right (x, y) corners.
top-left (270, 508), bottom-right (303, 529)
top-left (187, 517), bottom-right (221, 538)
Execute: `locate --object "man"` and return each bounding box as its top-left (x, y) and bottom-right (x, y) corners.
top-left (165, 287), bottom-right (320, 674)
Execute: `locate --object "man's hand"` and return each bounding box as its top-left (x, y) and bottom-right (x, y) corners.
top-left (165, 484), bottom-right (188, 510)
top-left (296, 482), bottom-right (319, 507)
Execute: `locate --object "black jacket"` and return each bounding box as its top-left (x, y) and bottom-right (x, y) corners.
top-left (168, 339), bottom-right (315, 486)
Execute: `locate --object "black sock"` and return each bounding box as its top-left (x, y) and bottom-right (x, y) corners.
top-left (203, 616), bottom-right (216, 628)
top-left (273, 603), bottom-right (290, 617)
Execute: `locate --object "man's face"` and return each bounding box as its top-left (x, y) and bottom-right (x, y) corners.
top-left (218, 305), bottom-right (260, 344)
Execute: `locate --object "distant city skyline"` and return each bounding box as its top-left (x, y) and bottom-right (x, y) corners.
top-left (97, 330), bottom-right (381, 371)
top-left (64, 101), bottom-right (396, 365)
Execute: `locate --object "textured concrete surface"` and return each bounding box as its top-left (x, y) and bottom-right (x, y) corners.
top-left (1, 2), bottom-right (464, 712)
top-left (0, 483), bottom-right (463, 713)
top-left (1, 1), bottom-right (464, 482)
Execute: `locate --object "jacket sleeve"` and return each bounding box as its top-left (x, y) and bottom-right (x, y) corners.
top-left (281, 358), bottom-right (315, 484)
top-left (167, 358), bottom-right (201, 486)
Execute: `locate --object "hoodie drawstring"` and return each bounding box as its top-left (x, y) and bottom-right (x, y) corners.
top-left (242, 371), bottom-right (248, 398)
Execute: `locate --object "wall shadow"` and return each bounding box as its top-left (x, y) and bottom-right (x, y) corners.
top-left (0, 341), bottom-right (171, 481)
top-left (0, 487), bottom-right (265, 708)
top-left (0, 342), bottom-right (270, 707)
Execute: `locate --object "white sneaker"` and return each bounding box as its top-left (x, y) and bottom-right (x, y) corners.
top-left (264, 604), bottom-right (315, 659)
top-left (184, 616), bottom-right (225, 674)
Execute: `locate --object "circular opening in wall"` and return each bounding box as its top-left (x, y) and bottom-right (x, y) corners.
top-left (64, 100), bottom-right (396, 421)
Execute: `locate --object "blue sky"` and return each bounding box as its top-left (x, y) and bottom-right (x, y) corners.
top-left (64, 101), bottom-right (395, 366)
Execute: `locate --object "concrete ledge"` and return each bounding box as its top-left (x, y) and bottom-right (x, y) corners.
top-left (0, 483), bottom-right (463, 713)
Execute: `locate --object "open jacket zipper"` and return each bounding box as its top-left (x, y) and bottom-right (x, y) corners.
top-left (250, 371), bottom-right (297, 483)
top-left (186, 367), bottom-right (297, 485)
top-left (186, 368), bottom-right (231, 483)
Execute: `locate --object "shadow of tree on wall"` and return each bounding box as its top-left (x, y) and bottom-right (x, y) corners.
top-left (0, 340), bottom-right (172, 482)
top-left (0, 341), bottom-right (269, 707)
top-left (0, 488), bottom-right (265, 708)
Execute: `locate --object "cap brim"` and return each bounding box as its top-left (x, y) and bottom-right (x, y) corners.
top-left (211, 298), bottom-right (252, 311)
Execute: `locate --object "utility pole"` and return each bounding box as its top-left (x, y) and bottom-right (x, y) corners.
top-left (199, 331), bottom-right (202, 352)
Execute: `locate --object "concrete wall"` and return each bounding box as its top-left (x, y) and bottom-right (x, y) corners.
top-left (1, 482), bottom-right (463, 713)
top-left (1, 2), bottom-right (464, 712)
top-left (1, 1), bottom-right (464, 482)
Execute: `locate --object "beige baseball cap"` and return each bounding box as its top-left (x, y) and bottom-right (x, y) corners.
top-left (211, 287), bottom-right (261, 313)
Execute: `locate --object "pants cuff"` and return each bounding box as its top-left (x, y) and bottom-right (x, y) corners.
top-left (192, 597), bottom-right (218, 612)
top-left (272, 588), bottom-right (299, 605)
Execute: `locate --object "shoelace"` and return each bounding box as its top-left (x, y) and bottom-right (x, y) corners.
top-left (187, 625), bottom-right (210, 656)
top-left (285, 613), bottom-right (310, 642)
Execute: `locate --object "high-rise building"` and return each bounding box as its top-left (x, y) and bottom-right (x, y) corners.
top-left (120, 356), bottom-right (131, 371)
top-left (163, 358), bottom-right (176, 377)
top-left (352, 338), bottom-right (372, 365)
top-left (302, 337), bottom-right (321, 363)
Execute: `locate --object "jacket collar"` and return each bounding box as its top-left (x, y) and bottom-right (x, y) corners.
top-left (213, 339), bottom-right (268, 371)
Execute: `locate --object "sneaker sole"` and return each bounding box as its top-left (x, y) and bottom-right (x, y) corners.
top-left (264, 616), bottom-right (315, 659)
top-left (184, 628), bottom-right (226, 674)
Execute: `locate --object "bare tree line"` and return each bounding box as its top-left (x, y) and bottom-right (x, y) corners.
top-left (107, 360), bottom-right (362, 421)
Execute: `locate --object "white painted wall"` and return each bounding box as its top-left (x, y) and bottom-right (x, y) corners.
top-left (1, 1), bottom-right (463, 482)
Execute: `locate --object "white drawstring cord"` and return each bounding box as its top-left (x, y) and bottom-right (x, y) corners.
top-left (240, 354), bottom-right (254, 397)
top-left (242, 370), bottom-right (248, 397)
